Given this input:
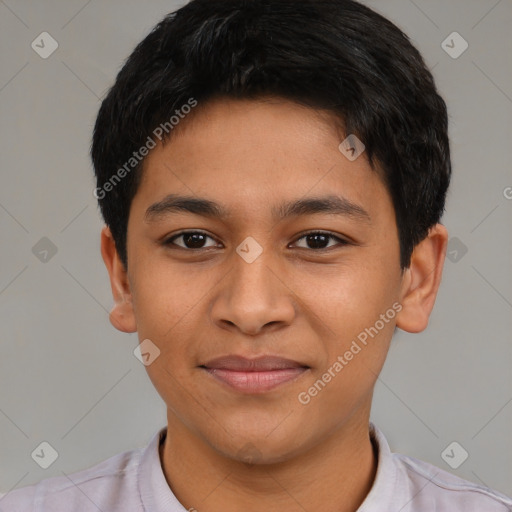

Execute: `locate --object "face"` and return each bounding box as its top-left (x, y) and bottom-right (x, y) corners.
top-left (102, 97), bottom-right (444, 463)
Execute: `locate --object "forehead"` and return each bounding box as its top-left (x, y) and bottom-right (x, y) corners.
top-left (133, 97), bottom-right (391, 221)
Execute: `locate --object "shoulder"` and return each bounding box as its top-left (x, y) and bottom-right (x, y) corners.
top-left (0, 445), bottom-right (143, 512)
top-left (365, 424), bottom-right (512, 512)
top-left (393, 451), bottom-right (512, 511)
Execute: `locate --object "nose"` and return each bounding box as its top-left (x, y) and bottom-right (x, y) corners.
top-left (210, 246), bottom-right (296, 336)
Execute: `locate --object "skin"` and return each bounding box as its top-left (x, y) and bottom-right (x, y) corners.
top-left (101, 97), bottom-right (448, 512)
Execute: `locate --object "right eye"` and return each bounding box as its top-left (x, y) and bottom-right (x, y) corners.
top-left (163, 231), bottom-right (221, 250)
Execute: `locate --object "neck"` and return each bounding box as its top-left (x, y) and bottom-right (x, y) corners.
top-left (159, 413), bottom-right (378, 512)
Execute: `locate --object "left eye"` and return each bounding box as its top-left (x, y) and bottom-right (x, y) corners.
top-left (292, 232), bottom-right (347, 250)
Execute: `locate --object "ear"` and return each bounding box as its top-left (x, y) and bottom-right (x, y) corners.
top-left (100, 226), bottom-right (137, 333)
top-left (396, 223), bottom-right (448, 333)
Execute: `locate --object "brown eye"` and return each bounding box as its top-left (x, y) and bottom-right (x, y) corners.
top-left (165, 231), bottom-right (219, 250)
top-left (292, 232), bottom-right (348, 250)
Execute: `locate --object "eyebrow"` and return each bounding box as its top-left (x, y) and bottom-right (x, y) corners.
top-left (144, 194), bottom-right (371, 223)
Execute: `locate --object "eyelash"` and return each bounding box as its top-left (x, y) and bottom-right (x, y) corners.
top-left (163, 230), bottom-right (349, 251)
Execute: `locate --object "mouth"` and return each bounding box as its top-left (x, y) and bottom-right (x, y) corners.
top-left (199, 355), bottom-right (310, 393)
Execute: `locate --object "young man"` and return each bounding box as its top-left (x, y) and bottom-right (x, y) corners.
top-left (1, 0), bottom-right (511, 510)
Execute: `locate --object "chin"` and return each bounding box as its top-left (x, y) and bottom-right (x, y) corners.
top-left (207, 424), bottom-right (309, 465)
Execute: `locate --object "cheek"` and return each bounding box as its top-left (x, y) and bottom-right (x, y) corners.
top-left (290, 252), bottom-right (399, 385)
top-left (129, 260), bottom-right (201, 346)
top-left (292, 252), bottom-right (400, 327)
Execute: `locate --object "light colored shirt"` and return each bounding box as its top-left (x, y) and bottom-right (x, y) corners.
top-left (1, 423), bottom-right (511, 511)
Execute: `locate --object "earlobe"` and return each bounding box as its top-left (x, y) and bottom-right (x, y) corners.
top-left (396, 224), bottom-right (448, 333)
top-left (100, 226), bottom-right (137, 333)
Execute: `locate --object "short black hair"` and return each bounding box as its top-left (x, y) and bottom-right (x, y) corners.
top-left (91, 0), bottom-right (451, 269)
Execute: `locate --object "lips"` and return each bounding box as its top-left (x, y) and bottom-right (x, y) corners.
top-left (202, 355), bottom-right (306, 371)
top-left (200, 355), bottom-right (309, 393)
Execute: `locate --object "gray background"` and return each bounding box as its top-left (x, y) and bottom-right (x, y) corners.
top-left (1, 0), bottom-right (511, 500)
